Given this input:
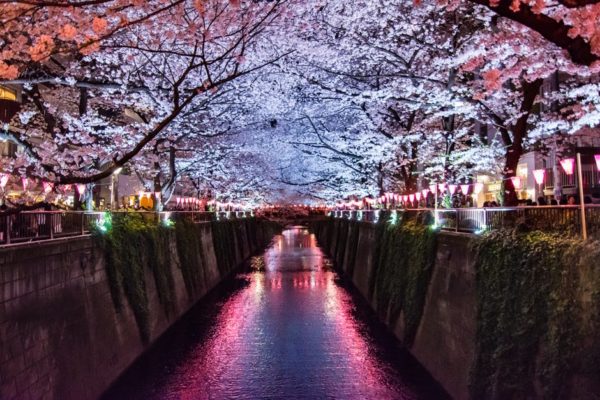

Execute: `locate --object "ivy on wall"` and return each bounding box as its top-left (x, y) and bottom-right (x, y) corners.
top-left (94, 214), bottom-right (175, 344)
top-left (94, 216), bottom-right (279, 344)
top-left (471, 229), bottom-right (600, 400)
top-left (371, 215), bottom-right (437, 346)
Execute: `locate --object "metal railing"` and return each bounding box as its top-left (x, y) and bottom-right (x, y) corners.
top-left (0, 210), bottom-right (258, 246)
top-left (332, 206), bottom-right (600, 238)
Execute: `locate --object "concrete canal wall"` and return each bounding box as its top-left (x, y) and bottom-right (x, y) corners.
top-left (0, 219), bottom-right (276, 400)
top-left (312, 217), bottom-right (600, 400)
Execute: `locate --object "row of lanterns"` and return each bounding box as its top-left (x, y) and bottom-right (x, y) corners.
top-left (0, 173), bottom-right (88, 197)
top-left (337, 154), bottom-right (600, 208)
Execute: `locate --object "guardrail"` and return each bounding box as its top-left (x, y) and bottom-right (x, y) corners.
top-left (332, 206), bottom-right (600, 238)
top-left (0, 210), bottom-right (255, 246)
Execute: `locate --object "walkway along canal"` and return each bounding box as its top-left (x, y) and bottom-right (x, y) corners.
top-left (102, 226), bottom-right (447, 400)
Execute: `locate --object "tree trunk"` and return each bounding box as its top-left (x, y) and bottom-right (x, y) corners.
top-left (502, 78), bottom-right (544, 206)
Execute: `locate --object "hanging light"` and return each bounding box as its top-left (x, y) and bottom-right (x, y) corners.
top-left (429, 183), bottom-right (437, 194)
top-left (409, 193), bottom-right (415, 202)
top-left (560, 158), bottom-right (575, 175)
top-left (510, 176), bottom-right (522, 190)
top-left (438, 183), bottom-right (447, 193)
top-left (474, 182), bottom-right (484, 194)
top-left (21, 177), bottom-right (28, 191)
top-left (533, 169), bottom-right (546, 185)
top-left (76, 184), bottom-right (86, 196)
top-left (594, 154), bottom-right (600, 171)
top-left (460, 184), bottom-right (469, 194)
top-left (415, 192), bottom-right (422, 201)
top-left (0, 173), bottom-right (9, 189)
top-left (421, 188), bottom-right (430, 198)
top-left (42, 181), bottom-right (53, 194)
top-left (448, 184), bottom-right (457, 195)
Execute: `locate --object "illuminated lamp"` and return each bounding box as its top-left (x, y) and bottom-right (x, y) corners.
top-left (21, 177), bottom-right (28, 191)
top-left (421, 189), bottom-right (430, 198)
top-left (76, 184), bottom-right (86, 196)
top-left (533, 169), bottom-right (546, 185)
top-left (429, 183), bottom-right (437, 194)
top-left (460, 184), bottom-right (469, 194)
top-left (0, 173), bottom-right (8, 189)
top-left (560, 158), bottom-right (575, 175)
top-left (438, 183), bottom-right (447, 192)
top-left (415, 192), bottom-right (421, 201)
top-left (409, 193), bottom-right (415, 202)
top-left (595, 154), bottom-right (600, 171)
top-left (448, 184), bottom-right (457, 195)
top-left (510, 176), bottom-right (522, 190)
top-left (42, 181), bottom-right (53, 194)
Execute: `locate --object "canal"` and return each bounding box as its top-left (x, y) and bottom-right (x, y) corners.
top-left (102, 226), bottom-right (448, 400)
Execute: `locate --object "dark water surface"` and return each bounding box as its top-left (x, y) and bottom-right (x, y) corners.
top-left (102, 226), bottom-right (448, 400)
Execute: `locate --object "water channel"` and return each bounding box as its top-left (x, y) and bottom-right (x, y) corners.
top-left (102, 226), bottom-right (448, 400)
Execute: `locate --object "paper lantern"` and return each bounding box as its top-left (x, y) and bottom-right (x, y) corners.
top-left (510, 176), bottom-right (522, 190)
top-left (533, 169), bottom-right (546, 185)
top-left (474, 182), bottom-right (484, 194)
top-left (595, 154), bottom-right (600, 171)
top-left (421, 189), bottom-right (430, 198)
top-left (76, 184), bottom-right (86, 196)
top-left (42, 181), bottom-right (53, 194)
top-left (429, 183), bottom-right (437, 194)
top-left (448, 184), bottom-right (457, 195)
top-left (0, 173), bottom-right (8, 189)
top-left (560, 158), bottom-right (575, 175)
top-left (409, 194), bottom-right (415, 202)
top-left (438, 183), bottom-right (447, 192)
top-left (415, 192), bottom-right (422, 201)
top-left (21, 177), bottom-right (28, 191)
top-left (460, 184), bottom-right (469, 194)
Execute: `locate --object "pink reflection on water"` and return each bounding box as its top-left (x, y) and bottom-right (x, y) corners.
top-left (154, 227), bottom-right (418, 400)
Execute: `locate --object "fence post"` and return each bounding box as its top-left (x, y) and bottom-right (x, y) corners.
top-left (81, 213), bottom-right (85, 235)
top-left (49, 213), bottom-right (54, 239)
top-left (577, 153), bottom-right (588, 240)
top-left (5, 214), bottom-right (10, 244)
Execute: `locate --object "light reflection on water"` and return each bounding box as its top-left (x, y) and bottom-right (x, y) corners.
top-left (102, 226), bottom-right (446, 400)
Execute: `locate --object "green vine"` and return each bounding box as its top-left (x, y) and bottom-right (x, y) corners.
top-left (94, 215), bottom-right (279, 344)
top-left (471, 229), bottom-right (600, 399)
top-left (93, 214), bottom-right (176, 344)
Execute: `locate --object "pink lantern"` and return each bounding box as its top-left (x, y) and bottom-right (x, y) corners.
top-left (0, 173), bottom-right (8, 189)
top-left (448, 184), bottom-right (457, 195)
top-left (460, 184), bottom-right (469, 194)
top-left (403, 195), bottom-right (408, 203)
top-left (429, 183), bottom-right (437, 194)
top-left (42, 181), bottom-right (53, 194)
top-left (409, 194), bottom-right (415, 202)
top-left (595, 154), bottom-right (600, 171)
top-left (176, 197), bottom-right (181, 206)
top-left (76, 184), bottom-right (86, 196)
top-left (21, 177), bottom-right (28, 191)
top-left (415, 192), bottom-right (422, 201)
top-left (474, 182), bottom-right (484, 194)
top-left (421, 189), bottom-right (430, 198)
top-left (438, 183), bottom-right (447, 192)
top-left (533, 169), bottom-right (546, 185)
top-left (560, 158), bottom-right (575, 175)
top-left (510, 176), bottom-right (522, 190)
